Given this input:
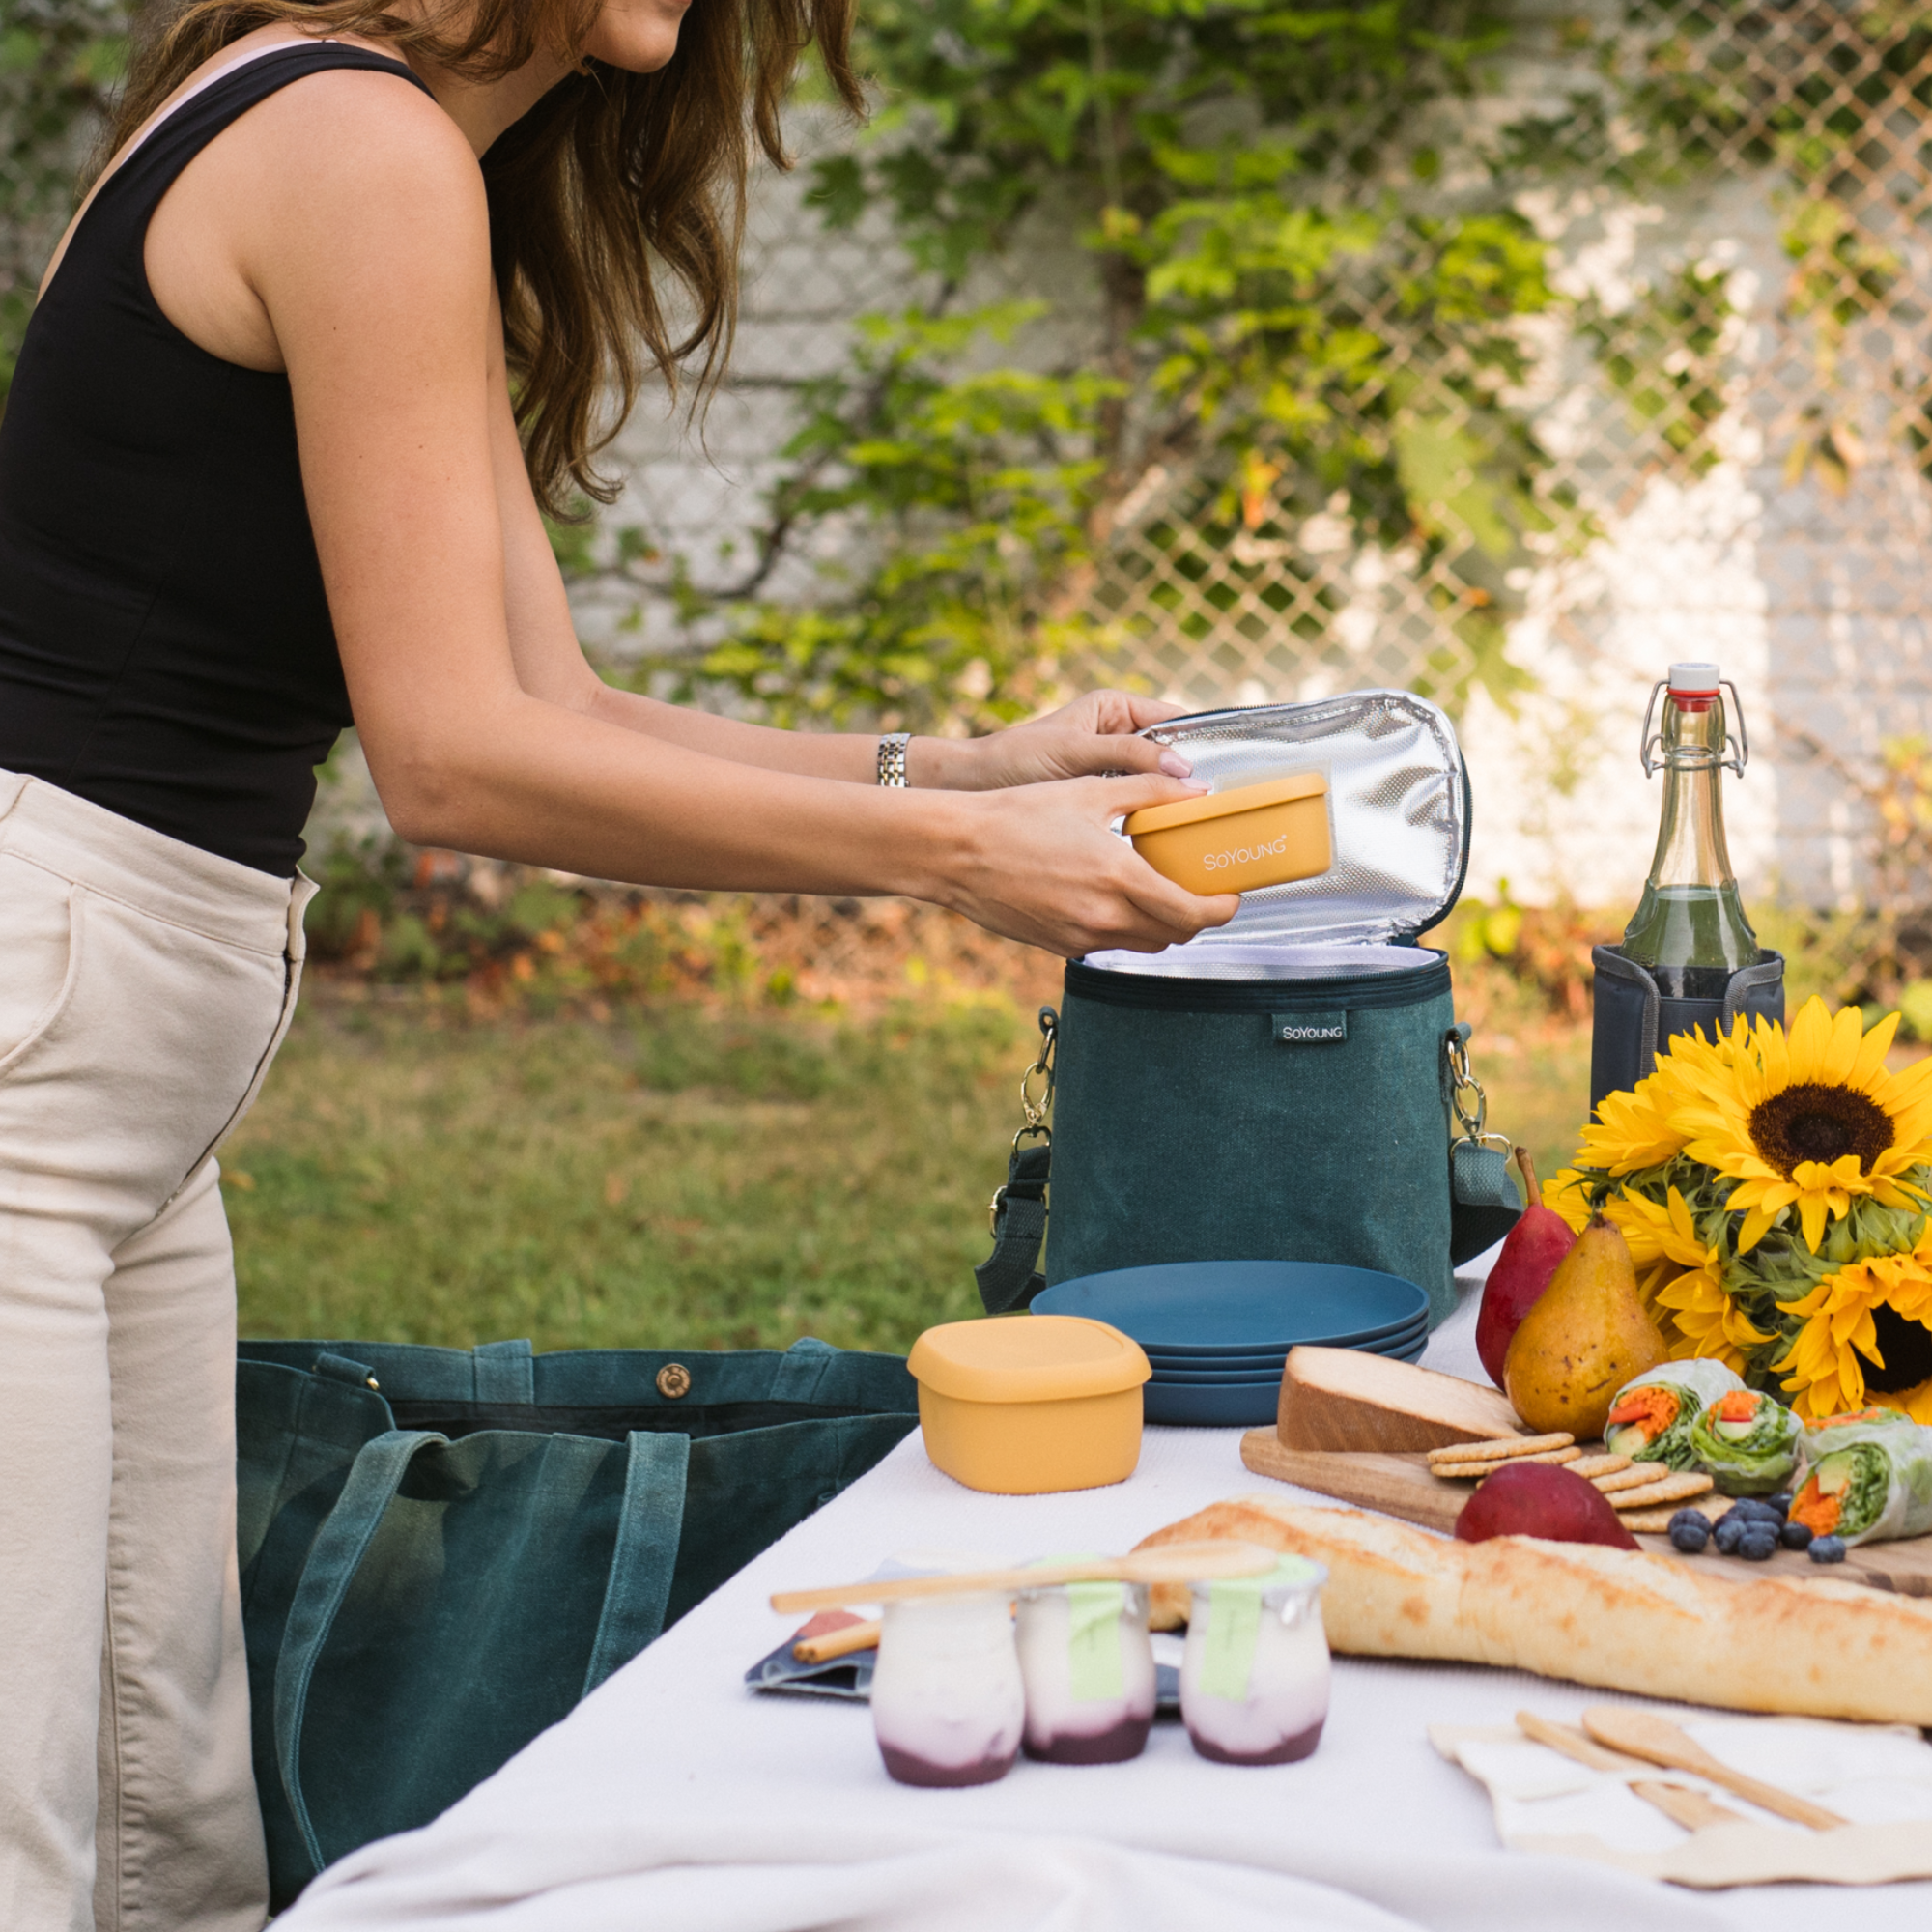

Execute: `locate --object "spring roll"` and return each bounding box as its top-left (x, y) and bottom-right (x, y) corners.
top-left (1686, 1387), bottom-right (1803, 1495)
top-left (1790, 1417), bottom-right (1932, 1547)
top-left (1604, 1359), bottom-right (1746, 1470)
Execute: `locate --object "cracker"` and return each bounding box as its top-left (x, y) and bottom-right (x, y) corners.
top-left (1431, 1447), bottom-right (1580, 1481)
top-left (1428, 1432), bottom-right (1574, 1467)
top-left (1607, 1471), bottom-right (1714, 1510)
top-left (1624, 1496), bottom-right (1737, 1534)
top-left (1591, 1463), bottom-right (1671, 1494)
top-left (1567, 1454), bottom-right (1633, 1481)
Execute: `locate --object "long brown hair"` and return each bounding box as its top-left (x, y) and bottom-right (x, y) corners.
top-left (105, 0), bottom-right (863, 514)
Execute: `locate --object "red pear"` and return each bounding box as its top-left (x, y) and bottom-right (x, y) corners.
top-left (1475, 1147), bottom-right (1577, 1389)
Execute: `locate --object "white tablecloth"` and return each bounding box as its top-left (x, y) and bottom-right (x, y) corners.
top-left (280, 1286), bottom-right (1932, 1932)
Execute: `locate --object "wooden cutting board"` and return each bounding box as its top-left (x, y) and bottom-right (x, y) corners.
top-left (1239, 1434), bottom-right (1932, 1597)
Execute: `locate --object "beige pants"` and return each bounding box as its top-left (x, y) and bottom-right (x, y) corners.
top-left (0, 772), bottom-right (313, 1932)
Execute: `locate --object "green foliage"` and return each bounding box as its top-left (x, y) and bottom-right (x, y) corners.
top-left (1577, 260), bottom-right (1738, 474)
top-left (0, 0), bottom-right (128, 411)
top-left (608, 0), bottom-right (1583, 723)
top-left (654, 303), bottom-right (1127, 729)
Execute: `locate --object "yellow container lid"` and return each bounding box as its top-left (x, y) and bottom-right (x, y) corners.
top-left (1122, 769), bottom-right (1326, 838)
top-left (909, 1316), bottom-right (1151, 1404)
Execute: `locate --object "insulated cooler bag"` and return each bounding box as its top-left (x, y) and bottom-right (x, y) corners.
top-left (237, 1336), bottom-right (919, 1905)
top-left (977, 690), bottom-right (1520, 1323)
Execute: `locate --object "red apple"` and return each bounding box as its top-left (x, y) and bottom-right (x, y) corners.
top-left (1454, 1461), bottom-right (1637, 1549)
top-left (1475, 1147), bottom-right (1577, 1388)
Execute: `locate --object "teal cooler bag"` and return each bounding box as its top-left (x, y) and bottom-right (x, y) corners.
top-left (977, 691), bottom-right (1519, 1323)
top-left (237, 1336), bottom-right (918, 1906)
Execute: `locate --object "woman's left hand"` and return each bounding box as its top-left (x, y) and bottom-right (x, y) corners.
top-left (936, 691), bottom-right (1195, 790)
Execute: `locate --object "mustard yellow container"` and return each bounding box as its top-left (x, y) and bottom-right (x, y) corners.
top-left (1124, 771), bottom-right (1331, 896)
top-left (908, 1316), bottom-right (1151, 1494)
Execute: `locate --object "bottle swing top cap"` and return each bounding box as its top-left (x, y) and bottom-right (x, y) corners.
top-left (1667, 661), bottom-right (1721, 697)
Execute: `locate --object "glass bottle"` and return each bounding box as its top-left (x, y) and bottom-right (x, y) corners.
top-left (1621, 661), bottom-right (1758, 1000)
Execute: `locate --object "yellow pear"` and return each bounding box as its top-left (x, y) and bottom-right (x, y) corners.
top-left (1502, 1212), bottom-right (1667, 1438)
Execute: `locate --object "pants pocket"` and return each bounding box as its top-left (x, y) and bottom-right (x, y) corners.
top-left (0, 856), bottom-right (83, 1079)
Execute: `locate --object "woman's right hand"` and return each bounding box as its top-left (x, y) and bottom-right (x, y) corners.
top-left (932, 774), bottom-right (1240, 958)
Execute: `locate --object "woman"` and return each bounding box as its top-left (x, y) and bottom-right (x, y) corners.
top-left (0, 0), bottom-right (1233, 1922)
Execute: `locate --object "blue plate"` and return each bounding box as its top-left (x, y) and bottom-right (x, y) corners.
top-left (1145, 1332), bottom-right (1424, 1425)
top-left (1148, 1327), bottom-right (1428, 1383)
top-left (1141, 1312), bottom-right (1426, 1372)
top-left (1036, 1260), bottom-right (1428, 1353)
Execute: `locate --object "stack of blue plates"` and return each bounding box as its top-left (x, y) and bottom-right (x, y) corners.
top-left (1032, 1260), bottom-right (1430, 1426)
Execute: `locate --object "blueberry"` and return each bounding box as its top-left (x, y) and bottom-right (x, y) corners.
top-left (1809, 1534), bottom-right (1848, 1564)
top-left (1730, 1498), bottom-right (1778, 1524)
top-left (1667, 1510), bottom-right (1711, 1553)
top-left (1767, 1492), bottom-right (1794, 1520)
top-left (1713, 1514), bottom-right (1747, 1555)
top-left (1779, 1520), bottom-right (1813, 1550)
top-left (1739, 1528), bottom-right (1778, 1561)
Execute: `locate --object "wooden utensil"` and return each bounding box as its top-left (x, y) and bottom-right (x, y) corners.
top-left (1514, 1709), bottom-right (1647, 1773)
top-left (771, 1539), bottom-right (1279, 1614)
top-left (1580, 1707), bottom-right (1849, 1830)
top-left (1631, 1781), bottom-right (1749, 1832)
top-left (792, 1619), bottom-right (880, 1663)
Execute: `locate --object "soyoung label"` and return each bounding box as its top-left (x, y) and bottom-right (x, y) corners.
top-left (1202, 832), bottom-right (1292, 871)
top-left (1273, 1011), bottom-right (1348, 1045)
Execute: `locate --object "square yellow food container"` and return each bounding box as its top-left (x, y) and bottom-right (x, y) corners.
top-left (908, 1316), bottom-right (1151, 1495)
top-left (1123, 771), bottom-right (1331, 896)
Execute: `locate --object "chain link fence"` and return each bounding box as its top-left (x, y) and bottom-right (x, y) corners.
top-left (1088, 3), bottom-right (1931, 731)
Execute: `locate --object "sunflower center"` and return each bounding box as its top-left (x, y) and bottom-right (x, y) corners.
top-left (1864, 1302), bottom-right (1932, 1394)
top-left (1747, 1083), bottom-right (1895, 1177)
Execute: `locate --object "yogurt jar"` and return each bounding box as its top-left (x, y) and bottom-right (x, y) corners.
top-left (1015, 1577), bottom-right (1155, 1763)
top-left (1179, 1556), bottom-right (1329, 1765)
top-left (870, 1591), bottom-right (1024, 1786)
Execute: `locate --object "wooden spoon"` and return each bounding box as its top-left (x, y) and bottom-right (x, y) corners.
top-left (771, 1539), bottom-right (1279, 1614)
top-left (1515, 1715), bottom-right (1752, 1833)
top-left (1580, 1706), bottom-right (1848, 1830)
top-left (1515, 1709), bottom-right (1648, 1773)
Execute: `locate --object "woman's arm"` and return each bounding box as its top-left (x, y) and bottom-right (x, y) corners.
top-left (485, 314), bottom-right (1193, 793)
top-left (224, 73), bottom-right (1235, 955)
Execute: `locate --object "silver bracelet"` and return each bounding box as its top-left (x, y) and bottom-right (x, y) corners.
top-left (876, 732), bottom-right (911, 787)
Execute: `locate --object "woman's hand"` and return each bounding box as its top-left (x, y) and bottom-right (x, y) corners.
top-left (930, 772), bottom-right (1240, 958)
top-left (927, 691), bottom-right (1197, 791)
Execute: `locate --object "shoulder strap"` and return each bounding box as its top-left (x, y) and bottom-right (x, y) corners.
top-left (974, 1139), bottom-right (1052, 1314)
top-left (88, 43), bottom-right (434, 233)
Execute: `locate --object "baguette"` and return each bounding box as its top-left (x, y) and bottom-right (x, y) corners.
top-left (1134, 1495), bottom-right (1932, 1725)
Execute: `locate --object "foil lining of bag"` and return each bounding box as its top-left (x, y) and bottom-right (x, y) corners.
top-left (1087, 689), bottom-right (1466, 981)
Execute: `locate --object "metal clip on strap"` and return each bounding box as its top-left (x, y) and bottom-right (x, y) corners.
top-left (975, 1007), bottom-right (1057, 1313)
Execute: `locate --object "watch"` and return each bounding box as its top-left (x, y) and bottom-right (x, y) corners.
top-left (876, 732), bottom-right (911, 787)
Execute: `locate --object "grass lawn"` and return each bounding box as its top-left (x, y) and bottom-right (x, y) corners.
top-left (226, 994), bottom-right (1597, 1356)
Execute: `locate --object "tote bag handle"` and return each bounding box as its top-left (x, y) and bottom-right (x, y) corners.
top-left (582, 1431), bottom-right (690, 1695)
top-left (272, 1429), bottom-right (446, 1877)
top-left (272, 1427), bottom-right (691, 1878)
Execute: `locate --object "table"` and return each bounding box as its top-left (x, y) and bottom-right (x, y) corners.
top-left (280, 1289), bottom-right (1932, 1932)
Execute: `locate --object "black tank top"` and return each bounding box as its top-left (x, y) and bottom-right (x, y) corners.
top-left (0, 43), bottom-right (434, 876)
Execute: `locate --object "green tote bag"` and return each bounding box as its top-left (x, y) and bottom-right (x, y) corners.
top-left (237, 1336), bottom-right (919, 1907)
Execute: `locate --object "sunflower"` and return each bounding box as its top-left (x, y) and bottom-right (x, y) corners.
top-left (1673, 997), bottom-right (1932, 1253)
top-left (1618, 1186), bottom-right (1775, 1371)
top-left (1775, 1243), bottom-right (1932, 1422)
